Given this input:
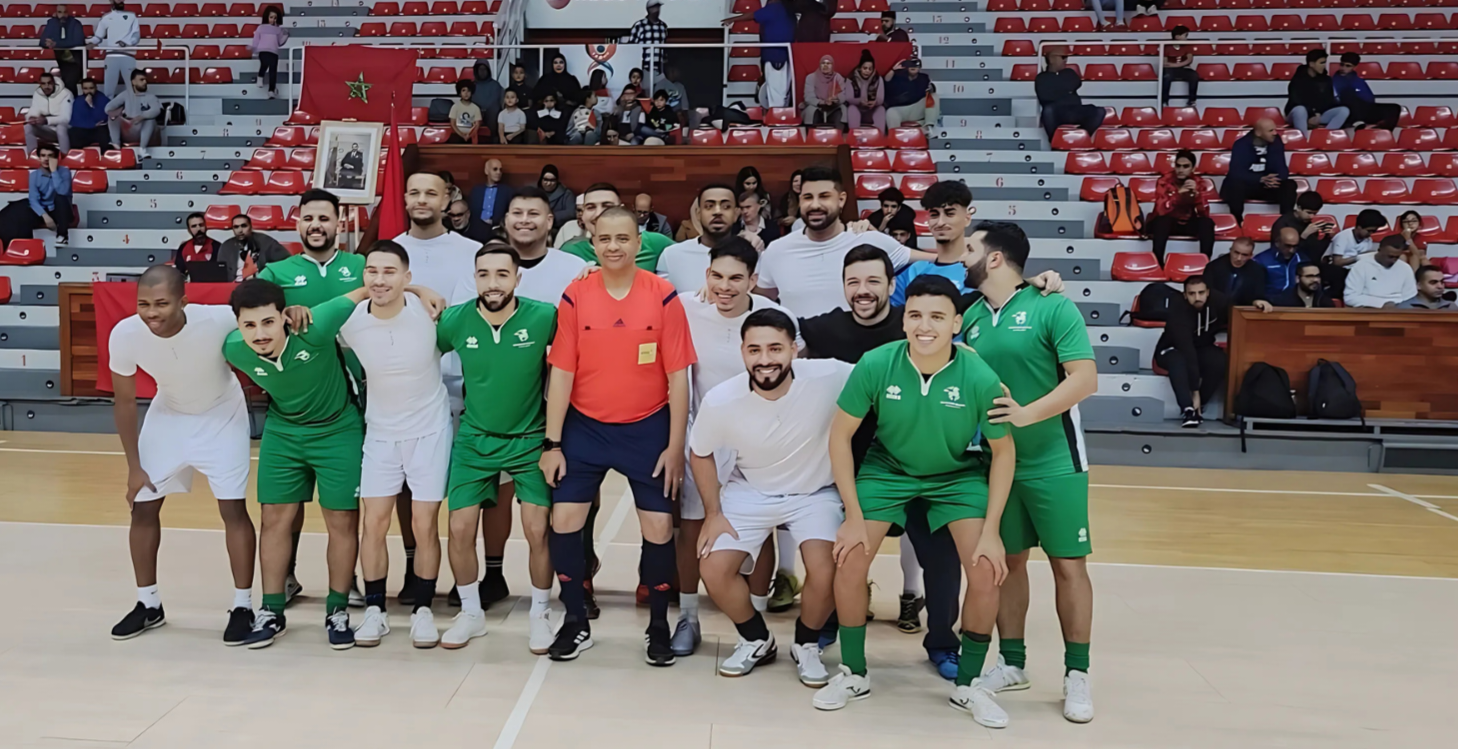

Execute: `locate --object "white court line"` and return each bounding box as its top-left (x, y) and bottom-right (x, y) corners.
top-left (490, 657), bottom-right (551, 749)
top-left (1369, 483), bottom-right (1458, 524)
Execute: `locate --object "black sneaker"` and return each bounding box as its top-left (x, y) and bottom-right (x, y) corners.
top-left (481, 572), bottom-right (509, 609)
top-left (223, 607), bottom-right (254, 646)
top-left (111, 602), bottom-right (165, 640)
top-left (548, 620), bottom-right (594, 661)
top-left (896, 594), bottom-right (926, 634)
top-left (584, 580), bottom-right (601, 620)
top-left (1181, 407), bottom-right (1200, 428)
top-left (326, 610), bottom-right (355, 650)
top-left (244, 609), bottom-right (286, 650)
top-left (284, 574), bottom-right (303, 606)
top-left (644, 626), bottom-right (676, 667)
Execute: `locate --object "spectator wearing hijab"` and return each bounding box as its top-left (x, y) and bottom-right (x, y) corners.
top-left (533, 53), bottom-right (582, 112)
top-left (846, 49), bottom-right (886, 133)
top-left (802, 55), bottom-right (847, 128)
top-left (538, 164), bottom-right (577, 233)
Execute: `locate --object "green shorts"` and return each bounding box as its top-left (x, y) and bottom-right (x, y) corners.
top-left (256, 420), bottom-right (363, 511)
top-left (447, 431), bottom-right (549, 511)
top-left (1001, 472), bottom-right (1091, 557)
top-left (855, 454), bottom-right (988, 532)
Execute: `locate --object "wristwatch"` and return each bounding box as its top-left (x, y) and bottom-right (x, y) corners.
top-left (542, 438), bottom-right (563, 451)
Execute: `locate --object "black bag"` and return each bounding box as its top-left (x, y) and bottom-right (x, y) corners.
top-left (1234, 362), bottom-right (1297, 419)
top-left (160, 101), bottom-right (185, 126)
top-left (427, 98), bottom-right (454, 124)
top-left (1123, 282), bottom-right (1182, 325)
top-left (713, 103), bottom-right (758, 131)
top-left (1307, 359), bottom-right (1362, 420)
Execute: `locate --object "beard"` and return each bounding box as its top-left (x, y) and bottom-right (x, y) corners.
top-left (804, 209), bottom-right (836, 231)
top-left (480, 290), bottom-right (515, 313)
top-left (850, 292), bottom-right (887, 323)
top-left (964, 256), bottom-right (989, 290)
top-left (750, 362), bottom-right (793, 392)
top-left (410, 212), bottom-right (439, 228)
top-left (302, 230), bottom-right (334, 251)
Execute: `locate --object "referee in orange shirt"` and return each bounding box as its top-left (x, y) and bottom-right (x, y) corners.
top-left (540, 206), bottom-right (697, 665)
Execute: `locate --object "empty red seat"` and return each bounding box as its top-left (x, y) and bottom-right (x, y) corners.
top-left (1111, 153), bottom-right (1156, 175)
top-left (1162, 107), bottom-right (1201, 128)
top-left (1232, 63), bottom-right (1270, 81)
top-left (1427, 62), bottom-right (1458, 80)
top-left (1212, 213), bottom-right (1240, 241)
top-left (0, 275), bottom-right (9, 303)
top-left (62, 148), bottom-right (101, 170)
top-left (1378, 153), bottom-right (1428, 178)
top-left (220, 171), bottom-right (263, 195)
top-left (1093, 129), bottom-right (1136, 151)
top-left (192, 44), bottom-right (220, 60)
top-left (1111, 252), bottom-right (1166, 281)
top-left (1199, 15), bottom-right (1234, 31)
top-left (1334, 152), bottom-right (1381, 176)
top-left (388, 22), bottom-right (417, 36)
top-left (1316, 178), bottom-right (1362, 203)
top-left (994, 18), bottom-right (1025, 33)
top-left (727, 65), bottom-right (759, 83)
top-left (1117, 107), bottom-right (1158, 129)
top-left (246, 204), bottom-right (285, 230)
top-left (726, 128), bottom-right (765, 147)
top-left (1065, 152), bottom-right (1109, 174)
top-left (851, 149), bottom-right (891, 172)
top-left (1290, 152), bottom-right (1337, 176)
top-left (1414, 106), bottom-right (1457, 129)
top-left (1202, 107), bottom-right (1242, 127)
top-left (1362, 178), bottom-right (1411, 204)
top-left (1377, 12), bottom-right (1414, 30)
top-left (266, 126), bottom-right (306, 148)
top-left (1137, 129), bottom-right (1178, 150)
top-left (1308, 129), bottom-right (1353, 151)
top-left (1243, 107), bottom-right (1286, 127)
top-left (892, 150), bottom-right (934, 173)
top-left (1341, 14), bottom-right (1376, 31)
top-left (1178, 128), bottom-right (1222, 151)
top-left (1412, 178), bottom-right (1458, 205)
top-left (1241, 214), bottom-right (1278, 240)
top-left (1402, 128), bottom-right (1444, 151)
top-left (807, 127), bottom-right (842, 146)
top-left (260, 172), bottom-right (306, 195)
top-left (764, 107), bottom-right (798, 126)
top-left (1080, 176), bottom-right (1121, 202)
top-left (285, 149), bottom-right (316, 171)
top-left (432, 1), bottom-right (461, 14)
top-left (1010, 64), bottom-right (1038, 81)
top-left (1164, 253), bottom-right (1209, 282)
top-left (888, 127), bottom-right (928, 149)
top-left (0, 238), bottom-right (45, 265)
top-left (1127, 176), bottom-right (1158, 203)
top-left (848, 128), bottom-right (885, 149)
top-left (688, 128), bottom-right (722, 146)
top-left (1052, 128), bottom-right (1093, 151)
top-left (72, 169), bottom-right (108, 193)
top-left (855, 173), bottom-right (895, 199)
top-left (357, 22), bottom-right (386, 37)
top-left (228, 2), bottom-right (257, 14)
top-left (1002, 40), bottom-right (1036, 56)
top-left (1062, 16), bottom-right (1096, 32)
top-left (419, 21), bottom-right (448, 36)
top-left (401, 0), bottom-right (428, 12)
top-left (0, 170), bottom-right (30, 191)
top-left (1383, 62), bottom-right (1422, 80)
top-left (220, 44), bottom-right (251, 59)
top-left (1122, 64), bottom-right (1157, 81)
top-left (1429, 153), bottom-right (1458, 178)
top-left (1083, 64), bottom-right (1119, 81)
top-left (767, 127), bottom-right (803, 146)
top-left (203, 204), bottom-right (239, 229)
top-left (1351, 129), bottom-right (1396, 152)
top-left (899, 174), bottom-right (937, 200)
top-left (1198, 152), bottom-right (1230, 175)
top-left (243, 148), bottom-right (286, 171)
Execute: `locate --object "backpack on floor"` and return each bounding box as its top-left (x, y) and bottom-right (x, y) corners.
top-left (1122, 282), bottom-right (1182, 325)
top-left (1096, 184), bottom-right (1144, 235)
top-left (1307, 359), bottom-right (1362, 421)
top-left (1234, 362), bottom-right (1297, 420)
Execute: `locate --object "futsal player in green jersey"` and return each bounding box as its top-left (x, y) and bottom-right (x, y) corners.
top-left (814, 275), bottom-right (1017, 728)
top-left (436, 244), bottom-right (559, 652)
top-left (959, 221), bottom-right (1100, 723)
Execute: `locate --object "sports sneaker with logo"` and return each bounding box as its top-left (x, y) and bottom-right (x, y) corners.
top-left (719, 634), bottom-right (776, 677)
top-left (353, 605), bottom-right (390, 647)
top-left (767, 571), bottom-right (801, 612)
top-left (223, 606), bottom-right (254, 646)
top-left (812, 665), bottom-right (870, 710)
top-left (896, 594), bottom-right (925, 634)
top-left (1063, 670), bottom-right (1095, 723)
top-left (284, 574), bottom-right (303, 605)
top-left (548, 620), bottom-right (593, 661)
top-left (645, 626), bottom-right (676, 667)
top-left (980, 655), bottom-right (1031, 692)
top-left (528, 609), bottom-right (556, 655)
top-left (410, 609), bottom-right (440, 649)
top-left (790, 642), bottom-right (829, 687)
top-left (111, 602), bottom-right (165, 640)
top-left (1181, 407), bottom-right (1201, 428)
top-left (244, 609), bottom-right (285, 649)
top-left (441, 610), bottom-right (487, 650)
top-left (670, 614), bottom-right (700, 656)
top-left (949, 681), bottom-right (1009, 728)
top-left (326, 610), bottom-right (355, 650)
top-left (929, 649), bottom-right (960, 681)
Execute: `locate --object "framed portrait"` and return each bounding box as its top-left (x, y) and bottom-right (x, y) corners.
top-left (313, 121), bottom-right (385, 204)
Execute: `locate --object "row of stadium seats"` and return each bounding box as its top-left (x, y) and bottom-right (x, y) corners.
top-left (688, 125), bottom-right (928, 148)
top-left (1053, 127), bottom-right (1458, 152)
top-left (265, 125), bottom-right (455, 148)
top-left (0, 1), bottom-right (500, 17)
top-left (995, 12), bottom-right (1458, 33)
top-left (1077, 173), bottom-right (1458, 204)
top-left (0, 148), bottom-right (137, 170)
top-left (731, 0), bottom-right (890, 12)
top-left (202, 203), bottom-right (369, 231)
top-left (1112, 252), bottom-right (1212, 283)
top-left (988, 0), bottom-right (1458, 10)
top-left (0, 45), bottom-right (494, 61)
top-left (355, 21), bottom-right (495, 37)
top-left (1084, 105), bottom-right (1452, 129)
top-left (1001, 40), bottom-right (1458, 56)
top-left (0, 20), bottom-right (497, 39)
top-left (727, 18), bottom-right (883, 36)
top-left (1066, 152), bottom-right (1458, 187)
top-left (1009, 61), bottom-right (1458, 82)
top-left (0, 169), bottom-right (108, 192)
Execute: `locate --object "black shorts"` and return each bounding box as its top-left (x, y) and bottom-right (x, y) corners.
top-left (553, 406), bottom-right (673, 514)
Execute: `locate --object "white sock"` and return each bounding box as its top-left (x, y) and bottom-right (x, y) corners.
top-left (776, 527), bottom-right (797, 576)
top-left (899, 536), bottom-right (923, 597)
top-left (750, 594), bottom-right (769, 613)
top-left (232, 588), bottom-right (253, 610)
top-left (530, 586), bottom-right (551, 617)
top-left (680, 593), bottom-right (699, 620)
top-left (138, 585), bottom-right (161, 609)
top-left (458, 584), bottom-right (483, 615)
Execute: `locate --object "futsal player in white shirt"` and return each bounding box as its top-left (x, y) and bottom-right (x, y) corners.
top-left (337, 241), bottom-right (454, 649)
top-left (107, 265), bottom-right (257, 644)
top-left (690, 307), bottom-right (851, 686)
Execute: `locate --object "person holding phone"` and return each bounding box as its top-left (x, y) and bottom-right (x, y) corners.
top-left (1270, 191), bottom-right (1331, 263)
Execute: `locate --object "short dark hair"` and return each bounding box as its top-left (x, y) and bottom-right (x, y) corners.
top-left (1355, 209), bottom-right (1386, 230)
top-left (740, 308), bottom-right (797, 343)
top-left (476, 242), bottom-right (520, 266)
top-left (139, 264), bottom-right (185, 297)
top-left (799, 165), bottom-right (844, 190)
top-left (80, 77), bottom-right (97, 87)
top-left (1183, 274), bottom-right (1208, 289)
top-left (130, 69), bottom-right (147, 81)
top-left (1170, 25), bottom-right (1190, 37)
top-left (842, 244), bottom-right (894, 281)
top-left (299, 188), bottom-right (340, 214)
top-left (457, 79), bottom-right (476, 95)
top-left (35, 141), bottom-right (60, 159)
top-left (877, 187), bottom-right (905, 204)
top-left (595, 205), bottom-right (639, 230)
top-left (903, 274), bottom-right (961, 307)
top-left (1174, 149), bottom-right (1197, 166)
top-left (1296, 261), bottom-right (1322, 276)
top-left (921, 180), bottom-right (972, 211)
top-left (510, 185), bottom-right (552, 209)
top-left (366, 239), bottom-right (410, 267)
top-left (1341, 51), bottom-right (1361, 66)
top-left (186, 211), bottom-right (206, 226)
top-left (1306, 48), bottom-right (1328, 63)
top-left (39, 71), bottom-right (54, 81)
top-left (973, 220), bottom-right (1031, 271)
top-left (1296, 191), bottom-right (1324, 211)
top-left (698, 182), bottom-right (738, 201)
top-left (229, 278), bottom-right (286, 316)
top-left (709, 236), bottom-right (759, 274)
top-left (231, 213), bottom-right (251, 226)
top-left (880, 10), bottom-right (895, 20)
top-left (583, 182), bottom-right (620, 200)
top-left (653, 89), bottom-right (669, 100)
top-left (1416, 264), bottom-right (1444, 283)
top-left (1378, 234), bottom-right (1406, 250)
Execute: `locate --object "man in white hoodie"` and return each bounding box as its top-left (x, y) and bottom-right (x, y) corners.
top-left (86, 0), bottom-right (141, 98)
top-left (24, 72), bottom-right (73, 154)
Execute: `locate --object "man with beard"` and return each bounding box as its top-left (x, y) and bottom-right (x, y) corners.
top-left (560, 183), bottom-right (674, 271)
top-left (692, 309), bottom-right (846, 687)
top-left (1155, 275), bottom-right (1233, 427)
top-left (1271, 262), bottom-right (1334, 308)
top-left (656, 184), bottom-right (739, 293)
top-left (220, 213), bottom-right (291, 281)
top-left (88, 0), bottom-right (140, 98)
top-left (172, 212), bottom-right (222, 280)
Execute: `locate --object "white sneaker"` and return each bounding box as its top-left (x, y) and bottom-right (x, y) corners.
top-left (440, 610), bottom-right (487, 650)
top-left (791, 642), bottom-right (830, 687)
top-left (980, 655), bottom-right (1031, 692)
top-left (949, 682), bottom-right (1009, 729)
top-left (348, 582), bottom-right (366, 608)
top-left (718, 634), bottom-right (776, 677)
top-left (138, 148), bottom-right (150, 159)
top-left (411, 609), bottom-right (440, 649)
top-left (353, 605), bottom-right (389, 647)
top-left (1063, 671), bottom-right (1095, 723)
top-left (528, 609), bottom-right (556, 655)
top-left (812, 665), bottom-right (870, 710)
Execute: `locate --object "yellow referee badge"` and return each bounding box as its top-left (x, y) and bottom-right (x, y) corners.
top-left (638, 342), bottom-right (658, 365)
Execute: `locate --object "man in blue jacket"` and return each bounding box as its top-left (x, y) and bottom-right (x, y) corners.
top-left (40, 5), bottom-right (86, 94)
top-left (1219, 118), bottom-right (1297, 225)
top-left (70, 78), bottom-right (112, 150)
top-left (1334, 52), bottom-right (1401, 131)
top-left (1253, 226), bottom-right (1304, 299)
top-left (466, 158), bottom-right (514, 238)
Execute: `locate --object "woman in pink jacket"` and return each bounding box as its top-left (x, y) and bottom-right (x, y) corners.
top-left (251, 6), bottom-right (289, 99)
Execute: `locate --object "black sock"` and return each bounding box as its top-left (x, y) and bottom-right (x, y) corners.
top-left (583, 502), bottom-right (601, 573)
top-left (485, 555), bottom-right (504, 580)
top-left (795, 616), bottom-right (819, 645)
top-left (289, 531), bottom-right (301, 576)
top-left (819, 610), bottom-right (838, 638)
top-left (549, 528), bottom-right (587, 622)
top-left (413, 577), bottom-right (436, 612)
top-left (365, 578), bottom-right (387, 610)
top-left (735, 611), bottom-right (770, 642)
top-left (404, 545), bottom-right (417, 577)
top-left (641, 537), bottom-right (675, 632)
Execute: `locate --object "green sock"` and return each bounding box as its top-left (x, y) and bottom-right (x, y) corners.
top-left (261, 593), bottom-right (286, 614)
top-left (840, 625), bottom-right (868, 676)
top-left (1064, 641), bottom-right (1090, 674)
top-left (326, 589), bottom-right (349, 616)
top-left (1000, 637), bottom-right (1027, 669)
top-left (957, 632), bottom-right (992, 688)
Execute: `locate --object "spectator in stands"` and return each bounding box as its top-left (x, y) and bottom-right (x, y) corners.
top-left (251, 6), bottom-right (287, 100)
top-left (778, 170), bottom-right (802, 231)
top-left (172, 211), bottom-right (221, 278)
top-left (534, 53), bottom-right (582, 113)
top-left (1271, 262), bottom-right (1334, 308)
top-left (538, 164), bottom-right (576, 234)
top-left (1402, 266), bottom-right (1455, 310)
top-left (70, 78), bottom-right (111, 150)
top-left (13, 142), bottom-right (72, 247)
top-left (1327, 208), bottom-right (1382, 263)
top-left (1203, 237), bottom-right (1267, 307)
top-left (885, 57), bottom-right (939, 130)
top-left (875, 11), bottom-right (910, 43)
top-left (629, 68), bottom-right (645, 93)
top-left (636, 193), bottom-right (673, 238)
top-left (1255, 227), bottom-right (1303, 298)
top-left (886, 207), bottom-right (917, 248)
top-left (607, 85), bottom-right (643, 144)
top-left (1395, 210), bottom-right (1429, 271)
top-left (530, 92), bottom-right (566, 145)
top-left (802, 55), bottom-right (847, 128)
top-left (846, 49), bottom-right (886, 133)
top-left (1148, 149), bottom-right (1213, 261)
top-left (630, 0), bottom-right (669, 79)
top-left (651, 66), bottom-right (692, 128)
top-left (438, 170), bottom-right (464, 205)
top-left (497, 89), bottom-right (526, 143)
top-left (736, 189), bottom-right (779, 247)
top-left (1220, 118), bottom-right (1296, 225)
top-left (724, 0), bottom-right (795, 108)
top-left (1156, 275), bottom-right (1256, 428)
top-left (446, 200), bottom-right (470, 233)
top-left (467, 158), bottom-right (513, 237)
top-left (640, 90), bottom-right (678, 142)
top-left (1090, 0), bottom-right (1126, 30)
top-left (1285, 49), bottom-right (1349, 137)
top-left (1035, 48), bottom-right (1103, 139)
top-left (472, 59), bottom-right (504, 129)
top-left (1334, 52), bottom-right (1400, 131)
top-left (40, 5), bottom-right (85, 95)
top-left (736, 166), bottom-right (771, 212)
top-left (1162, 26), bottom-right (1199, 106)
top-left (867, 187), bottom-right (904, 234)
top-left (1344, 235), bottom-right (1416, 309)
top-left (554, 194), bottom-right (586, 247)
top-left (506, 63), bottom-right (532, 110)
top-left (448, 80), bottom-right (483, 144)
top-left (567, 90), bottom-right (600, 145)
top-left (788, 0), bottom-right (836, 43)
top-left (88, 0), bottom-right (140, 99)
top-left (105, 69), bottom-right (160, 158)
top-left (220, 214), bottom-right (289, 281)
top-left (24, 72), bottom-right (73, 155)
top-left (1270, 191), bottom-right (1331, 263)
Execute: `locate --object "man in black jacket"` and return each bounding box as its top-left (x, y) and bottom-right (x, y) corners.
top-left (1201, 237), bottom-right (1267, 307)
top-left (1269, 191), bottom-right (1333, 263)
top-left (1270, 262), bottom-right (1335, 308)
top-left (1155, 275), bottom-right (1271, 427)
top-left (219, 214), bottom-right (291, 280)
top-left (1285, 49), bottom-right (1350, 137)
top-left (1035, 48), bottom-right (1104, 139)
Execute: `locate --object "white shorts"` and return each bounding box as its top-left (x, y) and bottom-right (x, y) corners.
top-left (680, 447), bottom-right (736, 521)
top-left (360, 426), bottom-right (453, 502)
top-left (135, 394), bottom-right (252, 503)
top-left (708, 483), bottom-right (843, 574)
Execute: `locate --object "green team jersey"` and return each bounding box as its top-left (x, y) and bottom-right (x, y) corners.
top-left (223, 295), bottom-right (361, 435)
top-left (837, 340), bottom-right (1010, 477)
top-left (257, 250), bottom-right (365, 308)
top-left (561, 231), bottom-right (672, 272)
top-left (961, 286), bottom-right (1095, 479)
top-left (436, 296), bottom-right (557, 437)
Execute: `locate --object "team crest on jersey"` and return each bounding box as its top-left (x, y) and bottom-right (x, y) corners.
top-left (513, 328), bottom-right (533, 347)
top-left (339, 266), bottom-right (353, 278)
top-left (1078, 527), bottom-right (1089, 543)
top-left (466, 336), bottom-right (479, 349)
top-left (1008, 309), bottom-right (1032, 332)
top-left (293, 275), bottom-right (308, 286)
top-left (941, 386), bottom-right (965, 409)
top-left (294, 350), bottom-right (311, 362)
top-left (253, 367), bottom-right (268, 377)
top-left (885, 385), bottom-right (902, 400)
top-left (967, 324), bottom-right (980, 340)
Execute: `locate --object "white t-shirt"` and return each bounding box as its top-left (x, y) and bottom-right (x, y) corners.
top-left (657, 237), bottom-right (714, 294)
top-left (108, 304), bottom-right (244, 415)
top-left (339, 295), bottom-right (451, 441)
top-left (517, 248), bottom-right (588, 304)
top-left (1325, 228), bottom-right (1373, 260)
top-left (683, 294), bottom-right (801, 411)
top-left (756, 227), bottom-right (911, 318)
top-left (689, 358), bottom-right (854, 498)
top-left (392, 230), bottom-right (481, 305)
top-left (498, 107), bottom-right (526, 136)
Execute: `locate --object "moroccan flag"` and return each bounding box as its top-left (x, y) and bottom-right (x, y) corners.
top-left (375, 101), bottom-right (407, 240)
top-left (299, 46), bottom-right (418, 122)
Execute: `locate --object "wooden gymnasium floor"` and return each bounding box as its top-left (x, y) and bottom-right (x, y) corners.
top-left (2, 430), bottom-right (1457, 749)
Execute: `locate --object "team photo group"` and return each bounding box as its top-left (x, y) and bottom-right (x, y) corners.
top-left (106, 165), bottom-right (1098, 728)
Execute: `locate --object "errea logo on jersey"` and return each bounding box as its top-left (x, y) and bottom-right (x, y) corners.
top-left (1078, 527), bottom-right (1089, 543)
top-left (293, 275), bottom-right (308, 287)
top-left (885, 385), bottom-right (902, 400)
top-left (465, 336), bottom-right (479, 349)
top-left (294, 350), bottom-right (312, 362)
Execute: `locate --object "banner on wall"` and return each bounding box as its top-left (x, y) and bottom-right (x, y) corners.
top-left (560, 43), bottom-right (642, 94)
top-left (528, 0), bottom-right (723, 29)
top-left (93, 282), bottom-right (239, 396)
top-left (790, 42), bottom-right (915, 102)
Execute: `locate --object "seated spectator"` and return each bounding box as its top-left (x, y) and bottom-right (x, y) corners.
top-left (69, 77), bottom-right (111, 150)
top-left (40, 4), bottom-right (86, 94)
top-left (472, 59), bottom-right (505, 129)
top-left (1322, 208), bottom-right (1384, 297)
top-left (1148, 149), bottom-right (1214, 261)
top-left (1203, 237), bottom-right (1267, 306)
top-left (1285, 49), bottom-right (1348, 137)
top-left (735, 189), bottom-right (779, 247)
top-left (567, 90), bottom-right (600, 145)
top-left (650, 66), bottom-right (691, 128)
top-left (1402, 266), bottom-right (1455, 310)
top-left (220, 213), bottom-right (289, 280)
top-left (1220, 118), bottom-right (1296, 224)
top-left (1090, 0), bottom-right (1125, 30)
top-left (867, 187), bottom-right (905, 234)
top-left (1155, 276), bottom-right (1265, 427)
top-left (0, 142), bottom-right (71, 247)
top-left (875, 11), bottom-right (910, 42)
top-left (1394, 210), bottom-right (1428, 271)
top-left (1334, 52), bottom-right (1401, 131)
top-left (1344, 235), bottom-right (1416, 309)
top-left (538, 164), bottom-right (576, 234)
top-left (885, 208), bottom-right (917, 248)
top-left (635, 193), bottom-right (673, 238)
top-left (506, 63), bottom-right (532, 111)
top-left (1270, 191), bottom-right (1331, 262)
top-left (437, 170), bottom-right (464, 205)
top-left (1255, 226), bottom-right (1304, 298)
top-left (24, 72), bottom-right (73, 154)
top-left (467, 158), bottom-right (513, 236)
top-left (736, 166), bottom-right (772, 212)
top-left (533, 53), bottom-right (582, 113)
top-left (607, 85), bottom-right (644, 143)
top-left (105, 69), bottom-right (161, 158)
top-left (777, 170), bottom-right (802, 231)
top-left (530, 92), bottom-right (566, 145)
top-left (555, 194), bottom-right (586, 247)
top-left (1270, 262), bottom-right (1335, 308)
top-left (639, 89), bottom-right (678, 143)
top-left (723, 0), bottom-right (794, 107)
top-left (1162, 26), bottom-right (1199, 106)
top-left (497, 89), bottom-right (526, 144)
top-left (172, 211), bottom-right (222, 279)
top-left (447, 80), bottom-right (483, 144)
top-left (1035, 47), bottom-right (1104, 139)
top-left (602, 127), bottom-right (625, 146)
top-left (845, 49), bottom-right (886, 133)
top-left (802, 55), bottom-right (847, 128)
top-left (884, 57), bottom-right (939, 130)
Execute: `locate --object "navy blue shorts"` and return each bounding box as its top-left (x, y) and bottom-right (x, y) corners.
top-left (554, 407), bottom-right (673, 514)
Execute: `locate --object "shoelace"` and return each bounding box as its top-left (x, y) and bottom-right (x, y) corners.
top-left (252, 610), bottom-right (277, 631)
top-left (327, 611), bottom-right (349, 632)
top-left (1066, 674), bottom-right (1091, 700)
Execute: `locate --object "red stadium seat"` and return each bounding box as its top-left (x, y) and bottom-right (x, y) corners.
top-left (1212, 213), bottom-right (1240, 241)
top-left (204, 204), bottom-right (239, 229)
top-left (1379, 153), bottom-right (1429, 178)
top-left (1002, 40), bottom-right (1036, 57)
top-left (688, 128), bottom-right (722, 146)
top-left (1414, 106), bottom-right (1458, 129)
top-left (1377, 13), bottom-right (1414, 31)
top-left (1122, 64), bottom-right (1157, 81)
top-left (192, 44), bottom-right (220, 60)
top-left (419, 22), bottom-right (449, 37)
top-left (1341, 14), bottom-right (1376, 31)
top-left (1316, 178), bottom-right (1362, 203)
top-left (1362, 178), bottom-right (1411, 204)
top-left (892, 150), bottom-right (935, 173)
top-left (855, 173), bottom-right (895, 199)
top-left (1352, 129), bottom-right (1396, 152)
top-left (1244, 107), bottom-right (1286, 127)
top-left (62, 148), bottom-right (101, 170)
top-left (401, 2), bottom-right (428, 15)
top-left (1162, 107), bottom-right (1201, 128)
top-left (0, 275), bottom-right (9, 303)
top-left (1198, 152), bottom-right (1230, 175)
top-left (1121, 107), bottom-right (1161, 128)
top-left (0, 238), bottom-right (45, 266)
top-left (388, 22), bottom-right (418, 36)
top-left (201, 67), bottom-right (233, 83)
top-left (1011, 64), bottom-right (1038, 81)
top-left (1093, 129), bottom-right (1136, 151)
top-left (1127, 293), bottom-right (1164, 328)
top-left (219, 171), bottom-right (263, 195)
top-left (1079, 176), bottom-right (1121, 202)
top-left (286, 149), bottom-right (316, 171)
top-left (1111, 153), bottom-right (1156, 174)
top-left (767, 127), bottom-right (803, 146)
top-left (432, 1), bottom-right (461, 14)
top-left (1199, 15), bottom-right (1234, 31)
top-left (829, 18), bottom-right (860, 34)
top-left (228, 2), bottom-right (257, 14)
top-left (899, 174), bottom-right (937, 200)
top-left (0, 170), bottom-right (30, 191)
top-left (449, 22), bottom-right (478, 36)
top-left (261, 172), bottom-right (306, 195)
top-left (1062, 16), bottom-right (1096, 32)
top-left (1111, 252), bottom-right (1167, 281)
top-left (848, 128), bottom-right (886, 149)
top-left (764, 107), bottom-right (798, 126)
top-left (266, 126), bottom-right (305, 148)
top-left (71, 169), bottom-right (108, 193)
top-left (994, 18), bottom-right (1025, 33)
top-left (1083, 64), bottom-right (1119, 81)
top-left (1064, 152), bottom-right (1109, 174)
top-left (221, 44), bottom-right (251, 59)
top-left (1202, 107), bottom-right (1242, 128)
top-left (1308, 129), bottom-right (1353, 151)
top-left (851, 149), bottom-right (891, 171)
top-left (1334, 152), bottom-right (1381, 176)
top-left (889, 127), bottom-right (928, 149)
top-left (723, 128), bottom-right (763, 147)
top-left (1386, 62), bottom-right (1423, 80)
top-left (1427, 62), bottom-right (1458, 80)
top-left (1178, 128), bottom-right (1222, 151)
top-left (1241, 214), bottom-right (1279, 239)
top-left (1438, 257), bottom-right (1458, 288)
top-left (100, 149), bottom-right (137, 170)
top-left (357, 22), bottom-right (386, 37)
top-left (1290, 152), bottom-right (1337, 176)
top-left (1429, 153), bottom-right (1458, 178)
top-left (727, 65), bottom-right (759, 83)
top-left (1305, 13), bottom-right (1339, 31)
top-left (1136, 129), bottom-right (1178, 151)
top-left (807, 128), bottom-right (843, 146)
top-left (1028, 18), bottom-right (1058, 34)
top-left (1234, 14), bottom-right (1269, 31)
top-left (1127, 177), bottom-right (1158, 203)
top-left (1412, 178), bottom-right (1458, 205)
top-left (246, 204), bottom-right (285, 230)
top-left (1232, 63), bottom-right (1270, 81)
top-left (1164, 253), bottom-right (1208, 282)
top-left (1052, 128), bottom-right (1094, 151)
top-left (1402, 128), bottom-right (1444, 151)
